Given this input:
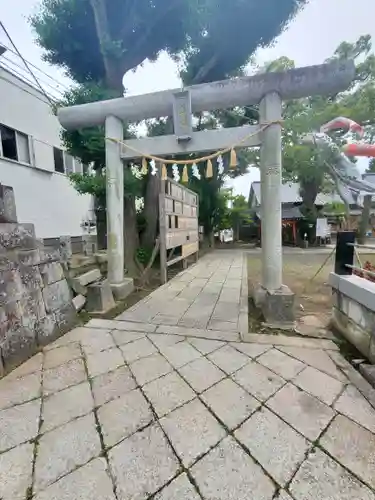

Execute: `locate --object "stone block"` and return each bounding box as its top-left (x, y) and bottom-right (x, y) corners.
top-left (39, 245), bottom-right (61, 263)
top-left (1, 327), bottom-right (37, 372)
top-left (111, 278), bottom-right (134, 300)
top-left (86, 279), bottom-right (115, 314)
top-left (59, 236), bottom-right (72, 262)
top-left (72, 268), bottom-right (101, 295)
top-left (359, 364), bottom-right (375, 388)
top-left (17, 248), bottom-right (40, 266)
top-left (331, 307), bottom-right (371, 359)
top-left (43, 280), bottom-right (72, 313)
top-left (0, 268), bottom-right (24, 305)
top-left (0, 223), bottom-right (36, 250)
top-left (39, 262), bottom-right (64, 286)
top-left (82, 234), bottom-right (98, 256)
top-left (19, 264), bottom-right (43, 291)
top-left (35, 315), bottom-right (60, 347)
top-left (0, 184), bottom-right (17, 223)
top-left (261, 285), bottom-right (295, 326)
top-left (54, 303), bottom-right (77, 335)
top-left (0, 252), bottom-right (19, 272)
top-left (73, 294), bottom-right (86, 312)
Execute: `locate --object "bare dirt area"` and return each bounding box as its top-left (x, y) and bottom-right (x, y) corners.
top-left (247, 251), bottom-right (375, 325)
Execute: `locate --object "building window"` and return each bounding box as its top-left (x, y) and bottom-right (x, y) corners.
top-left (53, 147), bottom-right (64, 173)
top-left (0, 124), bottom-right (31, 164)
top-left (64, 152), bottom-right (74, 174)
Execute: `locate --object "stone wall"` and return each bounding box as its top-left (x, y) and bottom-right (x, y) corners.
top-left (0, 199), bottom-right (77, 377)
top-left (329, 272), bottom-right (375, 362)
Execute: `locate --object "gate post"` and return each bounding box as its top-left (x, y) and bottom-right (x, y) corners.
top-left (105, 116), bottom-right (127, 298)
top-left (259, 92), bottom-right (283, 291)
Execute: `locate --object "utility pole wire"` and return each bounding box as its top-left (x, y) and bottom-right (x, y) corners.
top-left (0, 21), bottom-right (55, 106)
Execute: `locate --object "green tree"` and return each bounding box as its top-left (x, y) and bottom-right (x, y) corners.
top-left (228, 195), bottom-right (252, 241)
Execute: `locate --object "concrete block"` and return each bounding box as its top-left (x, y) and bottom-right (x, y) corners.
top-left (35, 315), bottom-right (60, 347)
top-left (42, 280), bottom-right (72, 313)
top-left (82, 235), bottom-right (98, 256)
top-left (111, 278), bottom-right (134, 300)
top-left (73, 294), bottom-right (86, 312)
top-left (0, 223), bottom-right (36, 250)
top-left (54, 303), bottom-right (77, 335)
top-left (0, 184), bottom-right (17, 223)
top-left (19, 265), bottom-right (43, 291)
top-left (331, 307), bottom-right (371, 359)
top-left (72, 268), bottom-right (101, 295)
top-left (1, 327), bottom-right (37, 372)
top-left (95, 252), bottom-right (108, 264)
top-left (0, 252), bottom-right (19, 271)
top-left (20, 290), bottom-right (47, 329)
top-left (261, 285), bottom-right (295, 326)
top-left (86, 279), bottom-right (115, 314)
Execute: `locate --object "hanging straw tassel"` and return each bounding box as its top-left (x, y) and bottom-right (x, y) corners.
top-left (206, 159), bottom-right (213, 178)
top-left (230, 148), bottom-right (237, 169)
top-left (141, 157), bottom-right (148, 175)
top-left (182, 164), bottom-right (189, 183)
top-left (161, 163), bottom-right (167, 180)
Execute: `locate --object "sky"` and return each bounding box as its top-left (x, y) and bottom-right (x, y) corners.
top-left (1, 0), bottom-right (375, 197)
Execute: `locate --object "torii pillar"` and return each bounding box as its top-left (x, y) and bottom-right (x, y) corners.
top-left (57, 61), bottom-right (355, 325)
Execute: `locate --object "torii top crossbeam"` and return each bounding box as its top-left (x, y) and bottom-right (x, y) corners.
top-left (58, 61), bottom-right (355, 129)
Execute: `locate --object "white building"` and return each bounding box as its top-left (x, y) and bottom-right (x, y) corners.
top-left (0, 56), bottom-right (93, 239)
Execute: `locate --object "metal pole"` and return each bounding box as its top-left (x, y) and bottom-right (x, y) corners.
top-left (105, 116), bottom-right (124, 286)
top-left (259, 92), bottom-right (283, 292)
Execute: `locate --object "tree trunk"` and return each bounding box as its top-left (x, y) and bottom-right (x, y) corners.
top-left (141, 173), bottom-right (160, 249)
top-left (95, 207), bottom-right (107, 250)
top-left (300, 180), bottom-right (319, 243)
top-left (358, 195), bottom-right (372, 244)
top-left (123, 195), bottom-right (140, 277)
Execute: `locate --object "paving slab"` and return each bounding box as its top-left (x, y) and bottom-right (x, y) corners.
top-left (290, 448), bottom-right (375, 500)
top-left (160, 398), bottom-right (226, 467)
top-left (92, 365), bottom-right (136, 407)
top-left (230, 342), bottom-right (271, 359)
top-left (108, 423), bottom-right (179, 500)
top-left (334, 385), bottom-right (375, 434)
top-left (0, 371), bottom-right (41, 410)
top-left (43, 358), bottom-right (87, 395)
top-left (98, 388), bottom-right (153, 447)
top-left (3, 352), bottom-right (42, 380)
top-left (111, 329), bottom-right (145, 346)
top-left (233, 361), bottom-right (285, 401)
top-left (292, 366), bottom-right (344, 406)
top-left (154, 473), bottom-right (200, 500)
top-left (143, 371), bottom-right (195, 417)
top-left (179, 356), bottom-right (226, 393)
top-left (159, 341), bottom-right (202, 368)
top-left (321, 414), bottom-right (375, 489)
top-left (43, 343), bottom-right (82, 369)
top-left (191, 436), bottom-right (275, 500)
top-left (267, 383), bottom-right (335, 440)
top-left (148, 333), bottom-right (184, 348)
top-left (202, 378), bottom-right (260, 429)
top-left (0, 443), bottom-right (34, 500)
top-left (257, 348), bottom-right (305, 380)
top-left (34, 413), bottom-right (101, 493)
top-left (188, 337), bottom-right (225, 354)
top-left (33, 458), bottom-right (116, 500)
top-left (0, 399), bottom-right (40, 452)
top-left (235, 407), bottom-right (310, 486)
top-left (130, 353), bottom-right (173, 386)
top-left (208, 345), bottom-right (248, 374)
top-left (119, 337), bottom-right (157, 363)
top-left (86, 347), bottom-right (124, 378)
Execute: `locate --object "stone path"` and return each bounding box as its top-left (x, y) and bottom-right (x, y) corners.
top-left (117, 251), bottom-right (248, 335)
top-left (2, 317), bottom-right (375, 499)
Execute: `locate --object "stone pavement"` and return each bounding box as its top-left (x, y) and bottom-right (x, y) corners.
top-left (117, 251), bottom-right (248, 335)
top-left (2, 316), bottom-right (375, 499)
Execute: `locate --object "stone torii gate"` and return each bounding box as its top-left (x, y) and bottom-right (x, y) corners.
top-left (58, 61), bottom-right (355, 322)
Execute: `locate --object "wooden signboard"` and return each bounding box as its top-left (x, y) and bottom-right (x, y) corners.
top-left (159, 177), bottom-right (199, 283)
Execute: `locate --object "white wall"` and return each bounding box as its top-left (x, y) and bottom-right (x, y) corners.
top-left (0, 66), bottom-right (93, 238)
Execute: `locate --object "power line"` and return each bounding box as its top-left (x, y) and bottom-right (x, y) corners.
top-left (0, 61), bottom-right (61, 102)
top-left (2, 56), bottom-right (65, 98)
top-left (0, 21), bottom-right (55, 106)
top-left (1, 43), bottom-right (70, 91)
